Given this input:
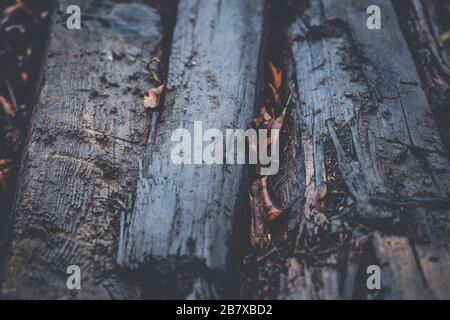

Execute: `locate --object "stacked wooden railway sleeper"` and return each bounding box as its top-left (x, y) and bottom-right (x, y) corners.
top-left (0, 0), bottom-right (449, 299)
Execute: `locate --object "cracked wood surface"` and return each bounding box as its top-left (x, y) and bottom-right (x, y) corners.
top-left (1, 0), bottom-right (449, 301)
top-left (1, 0), bottom-right (163, 299)
top-left (394, 0), bottom-right (450, 154)
top-left (274, 0), bottom-right (450, 299)
top-left (117, 0), bottom-right (267, 299)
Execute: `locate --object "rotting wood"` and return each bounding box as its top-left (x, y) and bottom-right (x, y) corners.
top-left (288, 0), bottom-right (450, 299)
top-left (117, 0), bottom-right (268, 299)
top-left (1, 0), bottom-right (449, 301)
top-left (245, 0), bottom-right (450, 300)
top-left (1, 0), bottom-right (164, 299)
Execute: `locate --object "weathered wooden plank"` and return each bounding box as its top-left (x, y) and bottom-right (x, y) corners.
top-left (118, 0), bottom-right (267, 299)
top-left (394, 0), bottom-right (450, 153)
top-left (1, 0), bottom-right (163, 299)
top-left (371, 234), bottom-right (429, 299)
top-left (249, 0), bottom-right (450, 300)
top-left (295, 0), bottom-right (450, 216)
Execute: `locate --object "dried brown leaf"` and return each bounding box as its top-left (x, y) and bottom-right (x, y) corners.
top-left (253, 115), bottom-right (263, 128)
top-left (268, 61), bottom-right (282, 89)
top-left (143, 84), bottom-right (165, 109)
top-left (0, 95), bottom-right (16, 116)
top-left (441, 30), bottom-right (450, 42)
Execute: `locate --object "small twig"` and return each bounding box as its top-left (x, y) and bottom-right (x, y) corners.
top-left (256, 247), bottom-right (278, 262)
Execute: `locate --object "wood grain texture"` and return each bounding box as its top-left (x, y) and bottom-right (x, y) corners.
top-left (394, 0), bottom-right (450, 154)
top-left (251, 0), bottom-right (450, 300)
top-left (1, 0), bottom-right (163, 299)
top-left (118, 0), bottom-right (267, 299)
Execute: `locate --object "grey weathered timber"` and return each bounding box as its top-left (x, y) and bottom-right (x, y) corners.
top-left (118, 0), bottom-right (267, 299)
top-left (394, 0), bottom-right (450, 153)
top-left (1, 0), bottom-right (163, 299)
top-left (255, 0), bottom-right (450, 299)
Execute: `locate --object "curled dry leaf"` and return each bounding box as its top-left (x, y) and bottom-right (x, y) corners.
top-left (268, 61), bottom-right (282, 89)
top-left (441, 30), bottom-right (450, 42)
top-left (0, 95), bottom-right (16, 116)
top-left (143, 84), bottom-right (165, 109)
top-left (249, 60), bottom-right (291, 249)
top-left (254, 177), bottom-right (284, 221)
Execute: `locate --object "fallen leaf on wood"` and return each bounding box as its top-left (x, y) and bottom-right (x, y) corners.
top-left (0, 95), bottom-right (16, 116)
top-left (441, 30), bottom-right (450, 42)
top-left (248, 61), bottom-right (292, 245)
top-left (21, 72), bottom-right (29, 82)
top-left (143, 84), bottom-right (165, 109)
top-left (255, 176), bottom-right (284, 221)
top-left (268, 61), bottom-right (282, 89)
top-left (0, 159), bottom-right (11, 167)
